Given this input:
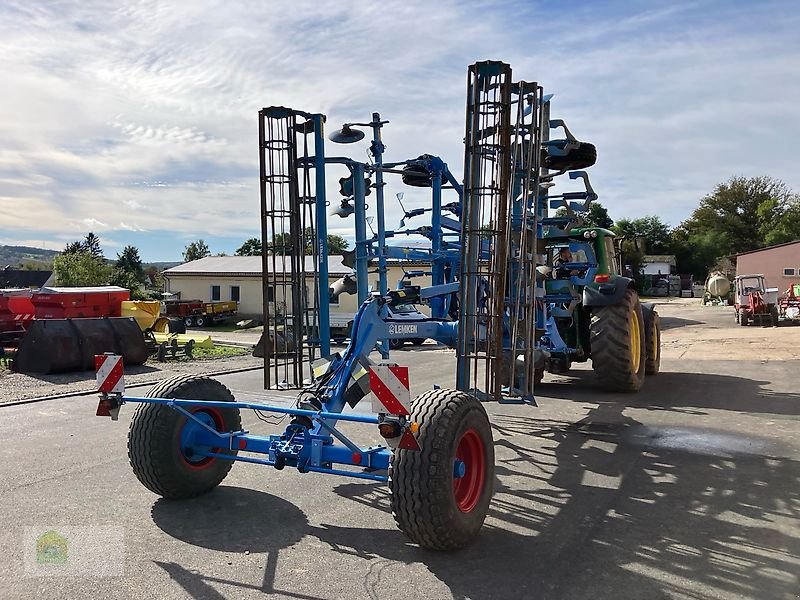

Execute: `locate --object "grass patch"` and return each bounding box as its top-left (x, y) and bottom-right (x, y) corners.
top-left (191, 345), bottom-right (251, 360)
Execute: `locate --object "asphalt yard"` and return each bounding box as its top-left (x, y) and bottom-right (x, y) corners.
top-left (1, 299), bottom-right (798, 599)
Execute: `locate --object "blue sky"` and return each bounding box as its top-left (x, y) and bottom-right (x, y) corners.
top-left (1, 0), bottom-right (798, 262)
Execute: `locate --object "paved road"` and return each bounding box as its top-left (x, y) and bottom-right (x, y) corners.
top-left (1, 307), bottom-right (798, 599)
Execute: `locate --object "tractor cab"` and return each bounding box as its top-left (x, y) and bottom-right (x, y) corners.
top-left (542, 227), bottom-right (617, 290)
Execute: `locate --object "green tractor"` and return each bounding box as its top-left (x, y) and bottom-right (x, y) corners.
top-left (537, 225), bottom-right (661, 391)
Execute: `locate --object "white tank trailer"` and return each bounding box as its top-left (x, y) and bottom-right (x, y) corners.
top-left (703, 272), bottom-right (731, 305)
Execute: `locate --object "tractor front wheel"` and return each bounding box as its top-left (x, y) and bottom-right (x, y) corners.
top-left (590, 288), bottom-right (646, 392)
top-left (739, 310), bottom-right (749, 326)
top-left (390, 389), bottom-right (494, 550)
top-left (128, 375), bottom-right (241, 498)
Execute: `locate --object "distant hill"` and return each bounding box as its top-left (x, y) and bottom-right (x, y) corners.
top-left (0, 245), bottom-right (181, 271)
top-left (0, 245), bottom-right (59, 268)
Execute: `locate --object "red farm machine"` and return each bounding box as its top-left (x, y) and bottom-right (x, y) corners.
top-left (734, 274), bottom-right (779, 327)
top-left (778, 283), bottom-right (800, 324)
top-left (94, 60), bottom-right (660, 550)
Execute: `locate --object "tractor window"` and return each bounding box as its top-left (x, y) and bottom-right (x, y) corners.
top-left (604, 237), bottom-right (617, 274)
top-left (571, 247), bottom-right (589, 263)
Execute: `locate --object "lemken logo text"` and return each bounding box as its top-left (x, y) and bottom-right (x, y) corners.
top-left (389, 324), bottom-right (418, 335)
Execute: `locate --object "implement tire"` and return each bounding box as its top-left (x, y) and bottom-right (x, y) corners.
top-left (645, 311), bottom-right (661, 376)
top-left (590, 287), bottom-right (646, 392)
top-left (128, 375), bottom-right (241, 499)
top-left (390, 389), bottom-right (494, 551)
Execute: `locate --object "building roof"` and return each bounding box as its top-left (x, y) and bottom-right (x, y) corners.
top-left (0, 268), bottom-right (52, 288)
top-left (642, 255), bottom-right (677, 266)
top-left (163, 255), bottom-right (352, 277)
top-left (735, 240), bottom-right (800, 257)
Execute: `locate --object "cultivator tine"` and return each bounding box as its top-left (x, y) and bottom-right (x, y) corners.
top-left (504, 81), bottom-right (544, 402)
top-left (258, 107), bottom-right (326, 389)
top-left (457, 61), bottom-right (513, 402)
top-left (457, 64), bottom-right (544, 403)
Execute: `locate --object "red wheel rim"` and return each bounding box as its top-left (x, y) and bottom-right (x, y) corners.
top-left (178, 407), bottom-right (224, 470)
top-left (453, 428), bottom-right (486, 513)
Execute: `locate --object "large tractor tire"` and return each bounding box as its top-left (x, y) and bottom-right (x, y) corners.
top-left (128, 375), bottom-right (241, 499)
top-left (645, 311), bottom-right (661, 376)
top-left (390, 389), bottom-right (494, 550)
top-left (590, 287), bottom-right (646, 392)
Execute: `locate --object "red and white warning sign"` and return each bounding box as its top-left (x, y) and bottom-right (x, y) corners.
top-left (95, 354), bottom-right (125, 394)
top-left (369, 365), bottom-right (410, 416)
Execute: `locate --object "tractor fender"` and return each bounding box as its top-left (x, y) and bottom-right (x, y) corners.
top-left (582, 277), bottom-right (634, 307)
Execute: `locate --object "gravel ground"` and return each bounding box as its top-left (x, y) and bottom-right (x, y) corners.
top-left (0, 354), bottom-right (263, 404)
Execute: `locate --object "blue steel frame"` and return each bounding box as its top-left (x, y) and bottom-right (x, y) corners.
top-left (119, 112), bottom-right (473, 483)
top-left (117, 291), bottom-right (462, 482)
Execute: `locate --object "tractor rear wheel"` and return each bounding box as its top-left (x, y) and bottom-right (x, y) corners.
top-left (390, 388), bottom-right (494, 550)
top-left (128, 375), bottom-right (241, 498)
top-left (645, 311), bottom-right (661, 376)
top-left (739, 310), bottom-right (748, 326)
top-left (590, 288), bottom-right (646, 392)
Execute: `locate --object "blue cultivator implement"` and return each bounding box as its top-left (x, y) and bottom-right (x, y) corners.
top-left (97, 61), bottom-right (602, 550)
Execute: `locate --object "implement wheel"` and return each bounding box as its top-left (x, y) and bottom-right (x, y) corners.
top-left (590, 287), bottom-right (646, 392)
top-left (645, 310), bottom-right (661, 376)
top-left (128, 375), bottom-right (241, 499)
top-left (390, 389), bottom-right (494, 550)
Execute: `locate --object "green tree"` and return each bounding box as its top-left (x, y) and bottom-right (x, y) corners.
top-left (763, 200), bottom-right (800, 246)
top-left (63, 232), bottom-right (104, 257)
top-left (235, 238), bottom-right (263, 256)
top-left (109, 267), bottom-right (148, 299)
top-left (671, 227), bottom-right (729, 280)
top-left (326, 233), bottom-right (349, 255)
top-left (612, 215), bottom-right (672, 254)
top-left (63, 241), bottom-right (84, 255)
top-left (586, 203), bottom-right (614, 229)
top-left (115, 245), bottom-right (145, 284)
top-left (53, 251), bottom-right (111, 286)
top-left (268, 229), bottom-right (349, 255)
top-left (83, 232), bottom-right (104, 259)
top-left (682, 176), bottom-right (792, 256)
top-left (183, 239), bottom-right (211, 262)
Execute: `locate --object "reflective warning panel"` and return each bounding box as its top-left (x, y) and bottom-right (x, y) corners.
top-left (369, 365), bottom-right (410, 415)
top-left (95, 354), bottom-right (124, 394)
